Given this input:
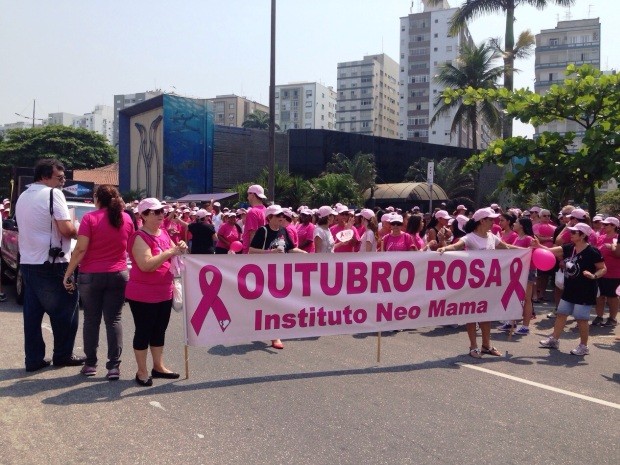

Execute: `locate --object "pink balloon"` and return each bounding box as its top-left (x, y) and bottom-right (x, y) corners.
top-left (229, 241), bottom-right (243, 253)
top-left (532, 248), bottom-right (556, 271)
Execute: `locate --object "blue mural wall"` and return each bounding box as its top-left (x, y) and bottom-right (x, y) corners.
top-left (162, 95), bottom-right (214, 198)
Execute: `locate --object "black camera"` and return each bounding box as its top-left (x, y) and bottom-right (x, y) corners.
top-left (48, 247), bottom-right (64, 259)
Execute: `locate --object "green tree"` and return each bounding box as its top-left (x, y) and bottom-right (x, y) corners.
top-left (325, 152), bottom-right (377, 198)
top-left (231, 166), bottom-right (311, 208)
top-left (304, 173), bottom-right (363, 207)
top-left (428, 0), bottom-right (574, 137)
top-left (445, 65), bottom-right (620, 214)
top-left (0, 125), bottom-right (117, 198)
top-left (597, 189), bottom-right (620, 216)
top-left (431, 42), bottom-right (504, 150)
top-left (241, 110), bottom-right (280, 130)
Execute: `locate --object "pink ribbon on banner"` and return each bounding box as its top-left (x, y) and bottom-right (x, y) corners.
top-left (191, 265), bottom-right (232, 335)
top-left (501, 258), bottom-right (526, 310)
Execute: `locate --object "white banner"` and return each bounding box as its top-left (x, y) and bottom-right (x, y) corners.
top-left (182, 249), bottom-right (530, 347)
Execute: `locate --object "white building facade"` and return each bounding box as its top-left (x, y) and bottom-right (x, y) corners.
top-left (336, 53), bottom-right (400, 139)
top-left (399, 0), bottom-right (480, 148)
top-left (72, 104), bottom-right (115, 144)
top-left (274, 82), bottom-right (336, 131)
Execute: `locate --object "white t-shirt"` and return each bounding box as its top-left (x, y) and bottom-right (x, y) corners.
top-left (15, 184), bottom-right (72, 264)
top-left (313, 226), bottom-right (335, 253)
top-left (360, 229), bottom-right (377, 252)
top-left (461, 232), bottom-right (501, 251)
top-left (212, 213), bottom-right (223, 232)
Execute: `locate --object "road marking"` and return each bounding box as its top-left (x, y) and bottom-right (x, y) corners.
top-left (459, 363), bottom-right (620, 410)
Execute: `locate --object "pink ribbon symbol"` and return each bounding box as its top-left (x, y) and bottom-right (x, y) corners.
top-left (191, 265), bottom-right (232, 335)
top-left (501, 258), bottom-right (526, 310)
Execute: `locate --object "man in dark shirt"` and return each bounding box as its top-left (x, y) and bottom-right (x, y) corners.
top-left (187, 210), bottom-right (216, 254)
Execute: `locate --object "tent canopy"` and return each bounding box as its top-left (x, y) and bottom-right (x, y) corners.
top-left (365, 182), bottom-right (448, 202)
top-left (174, 192), bottom-right (237, 202)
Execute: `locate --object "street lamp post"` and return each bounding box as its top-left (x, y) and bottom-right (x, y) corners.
top-left (268, 0), bottom-right (276, 202)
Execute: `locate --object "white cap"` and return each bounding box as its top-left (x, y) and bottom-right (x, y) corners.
top-left (434, 210), bottom-right (451, 220)
top-left (390, 214), bottom-right (404, 224)
top-left (359, 208), bottom-right (375, 220)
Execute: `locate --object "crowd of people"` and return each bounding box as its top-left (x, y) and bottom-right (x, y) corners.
top-left (9, 165), bottom-right (619, 383)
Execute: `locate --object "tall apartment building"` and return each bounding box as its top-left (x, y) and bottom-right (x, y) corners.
top-left (48, 112), bottom-right (78, 126)
top-left (336, 53), bottom-right (400, 139)
top-left (113, 90), bottom-right (163, 146)
top-left (275, 82), bottom-right (337, 131)
top-left (72, 104), bottom-right (115, 144)
top-left (399, 0), bottom-right (480, 148)
top-left (534, 18), bottom-right (601, 140)
top-left (207, 94), bottom-right (269, 127)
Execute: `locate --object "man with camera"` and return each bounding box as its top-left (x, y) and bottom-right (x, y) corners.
top-left (15, 159), bottom-right (86, 372)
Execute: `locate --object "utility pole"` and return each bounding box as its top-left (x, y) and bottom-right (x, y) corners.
top-left (268, 0), bottom-right (276, 202)
top-left (15, 99), bottom-right (44, 128)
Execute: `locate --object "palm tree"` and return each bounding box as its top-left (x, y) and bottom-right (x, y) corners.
top-left (427, 0), bottom-right (575, 137)
top-left (431, 42), bottom-right (504, 151)
top-left (325, 152), bottom-right (377, 198)
top-left (241, 110), bottom-right (280, 130)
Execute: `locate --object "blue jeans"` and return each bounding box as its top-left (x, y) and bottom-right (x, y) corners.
top-left (21, 263), bottom-right (79, 368)
top-left (78, 271), bottom-right (128, 369)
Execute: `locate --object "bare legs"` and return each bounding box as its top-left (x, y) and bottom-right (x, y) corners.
top-left (134, 345), bottom-right (173, 381)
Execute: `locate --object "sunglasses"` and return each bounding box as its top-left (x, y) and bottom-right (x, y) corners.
top-left (151, 208), bottom-right (165, 215)
top-left (275, 213), bottom-right (285, 218)
top-left (569, 230), bottom-right (581, 235)
top-left (390, 222), bottom-right (403, 226)
top-left (55, 174), bottom-right (66, 181)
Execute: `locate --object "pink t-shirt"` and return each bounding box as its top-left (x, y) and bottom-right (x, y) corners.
top-left (412, 233), bottom-right (425, 251)
top-left (125, 230), bottom-right (174, 303)
top-left (501, 230), bottom-right (518, 245)
top-left (296, 223), bottom-right (316, 253)
top-left (215, 222), bottom-right (240, 250)
top-left (78, 209), bottom-right (134, 273)
top-left (242, 205), bottom-right (266, 254)
top-left (533, 222), bottom-right (556, 247)
top-left (286, 224), bottom-right (299, 248)
top-left (330, 224), bottom-right (361, 253)
top-left (383, 232), bottom-right (416, 252)
top-left (597, 234), bottom-right (620, 278)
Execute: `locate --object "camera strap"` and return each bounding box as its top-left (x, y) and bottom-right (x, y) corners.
top-left (48, 187), bottom-right (63, 263)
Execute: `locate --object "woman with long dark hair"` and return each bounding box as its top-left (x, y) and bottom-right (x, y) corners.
top-left (63, 185), bottom-right (135, 380)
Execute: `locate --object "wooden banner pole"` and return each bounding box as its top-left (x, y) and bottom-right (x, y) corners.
top-left (184, 345), bottom-right (189, 380)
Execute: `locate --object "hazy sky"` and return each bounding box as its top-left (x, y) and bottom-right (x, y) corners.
top-left (1, 0), bottom-right (616, 137)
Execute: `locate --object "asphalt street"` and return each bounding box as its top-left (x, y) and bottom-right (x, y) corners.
top-left (0, 285), bottom-right (618, 465)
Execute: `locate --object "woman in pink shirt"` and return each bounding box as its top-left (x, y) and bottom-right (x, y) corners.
top-left (125, 198), bottom-right (188, 386)
top-left (62, 185), bottom-right (135, 380)
top-left (382, 215), bottom-right (417, 252)
top-left (215, 212), bottom-right (241, 254)
top-left (592, 217), bottom-right (619, 327)
top-left (499, 213), bottom-right (518, 245)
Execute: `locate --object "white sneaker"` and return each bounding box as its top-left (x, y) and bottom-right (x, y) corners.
top-left (570, 344), bottom-right (589, 356)
top-left (539, 336), bottom-right (559, 349)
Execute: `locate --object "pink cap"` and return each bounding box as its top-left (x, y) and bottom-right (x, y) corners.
top-left (317, 205), bottom-right (337, 218)
top-left (567, 223), bottom-right (593, 236)
top-left (265, 204), bottom-right (284, 216)
top-left (434, 210), bottom-right (451, 220)
top-left (359, 208), bottom-right (375, 220)
top-left (335, 204), bottom-right (351, 214)
top-left (196, 209), bottom-right (210, 218)
top-left (473, 207), bottom-right (500, 222)
top-left (137, 198), bottom-right (164, 214)
top-left (247, 184), bottom-right (267, 199)
top-left (456, 204), bottom-right (467, 211)
top-left (568, 208), bottom-right (587, 220)
top-left (601, 216), bottom-right (619, 227)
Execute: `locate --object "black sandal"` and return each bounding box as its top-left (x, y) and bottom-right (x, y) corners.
top-left (481, 346), bottom-right (501, 356)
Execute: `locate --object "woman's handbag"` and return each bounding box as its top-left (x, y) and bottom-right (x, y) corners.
top-left (554, 269), bottom-right (564, 290)
top-left (171, 256), bottom-right (184, 312)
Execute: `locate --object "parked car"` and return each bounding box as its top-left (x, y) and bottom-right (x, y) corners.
top-left (1, 201), bottom-right (96, 304)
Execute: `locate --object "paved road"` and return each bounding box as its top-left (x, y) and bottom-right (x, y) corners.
top-left (0, 286), bottom-right (618, 465)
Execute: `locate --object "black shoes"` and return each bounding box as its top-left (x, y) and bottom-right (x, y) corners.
top-left (53, 354), bottom-right (86, 367)
top-left (151, 369), bottom-right (180, 379)
top-left (135, 374), bottom-right (153, 387)
top-left (25, 359), bottom-right (51, 372)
